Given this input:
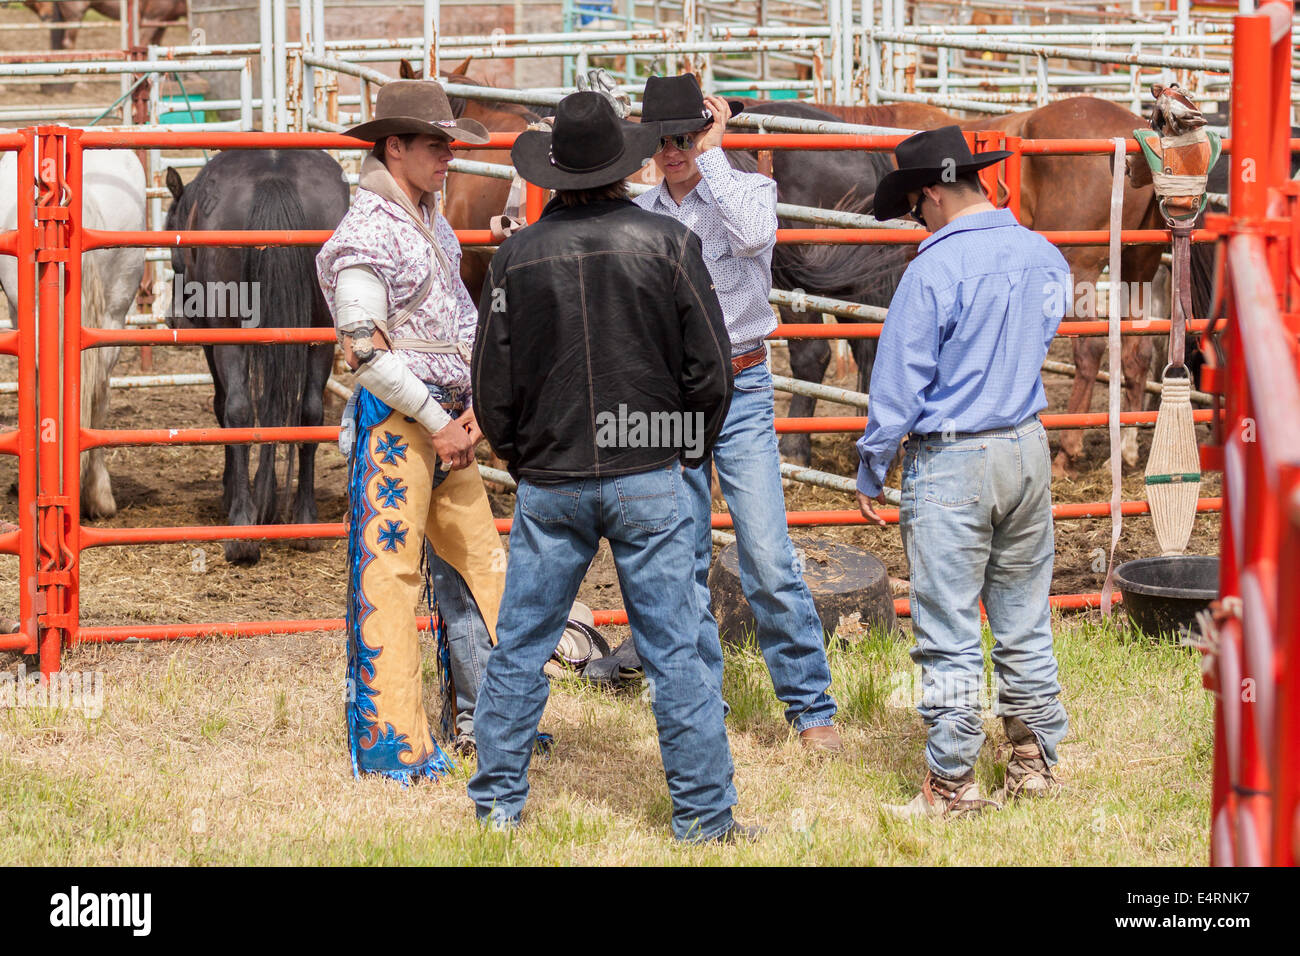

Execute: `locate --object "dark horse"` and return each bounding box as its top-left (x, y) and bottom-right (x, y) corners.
top-left (747, 97), bottom-right (1179, 476)
top-left (164, 150), bottom-right (348, 564)
top-left (724, 100), bottom-right (911, 467)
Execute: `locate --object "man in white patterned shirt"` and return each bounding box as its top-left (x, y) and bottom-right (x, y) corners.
top-left (636, 74), bottom-right (842, 751)
top-left (317, 80), bottom-right (507, 780)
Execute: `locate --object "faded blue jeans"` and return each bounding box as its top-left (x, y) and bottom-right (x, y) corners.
top-left (899, 417), bottom-right (1068, 780)
top-left (684, 360), bottom-right (837, 732)
top-left (429, 552), bottom-right (493, 737)
top-left (468, 464), bottom-right (737, 842)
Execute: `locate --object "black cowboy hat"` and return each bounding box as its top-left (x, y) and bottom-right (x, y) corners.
top-left (512, 91), bottom-right (660, 190)
top-left (873, 125), bottom-right (1012, 221)
top-left (347, 79), bottom-right (489, 145)
top-left (640, 73), bottom-right (746, 137)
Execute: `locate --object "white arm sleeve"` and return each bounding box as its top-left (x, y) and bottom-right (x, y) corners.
top-left (336, 266), bottom-right (452, 435)
top-left (335, 265), bottom-right (388, 331)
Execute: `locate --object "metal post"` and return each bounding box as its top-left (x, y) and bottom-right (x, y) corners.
top-left (240, 59), bottom-right (255, 131)
top-left (423, 0), bottom-right (439, 80)
top-left (35, 129), bottom-right (67, 676)
top-left (15, 132), bottom-right (38, 659)
top-left (525, 180), bottom-right (546, 223)
top-left (829, 0), bottom-right (843, 103)
top-left (300, 0), bottom-right (314, 125)
top-left (259, 0), bottom-right (274, 131)
top-left (62, 132), bottom-right (84, 654)
top-left (273, 0), bottom-right (289, 132)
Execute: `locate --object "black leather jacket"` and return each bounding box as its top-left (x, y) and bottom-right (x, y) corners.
top-left (472, 197), bottom-right (732, 481)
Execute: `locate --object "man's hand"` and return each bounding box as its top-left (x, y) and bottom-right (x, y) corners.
top-left (697, 94), bottom-right (732, 153)
top-left (457, 407), bottom-right (483, 446)
top-left (857, 490), bottom-right (887, 527)
top-left (431, 418), bottom-right (475, 470)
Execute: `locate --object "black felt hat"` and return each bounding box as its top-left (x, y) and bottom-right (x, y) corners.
top-left (640, 73), bottom-right (746, 137)
top-left (873, 125), bottom-right (1012, 221)
top-left (511, 91), bottom-right (659, 190)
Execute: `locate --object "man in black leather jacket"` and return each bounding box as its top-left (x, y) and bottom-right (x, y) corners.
top-left (468, 92), bottom-right (757, 844)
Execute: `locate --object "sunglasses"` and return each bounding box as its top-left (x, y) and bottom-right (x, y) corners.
top-left (657, 133), bottom-right (697, 153)
top-left (910, 194), bottom-right (927, 226)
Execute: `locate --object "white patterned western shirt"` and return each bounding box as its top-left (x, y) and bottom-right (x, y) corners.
top-left (634, 146), bottom-right (778, 355)
top-left (317, 189), bottom-right (477, 397)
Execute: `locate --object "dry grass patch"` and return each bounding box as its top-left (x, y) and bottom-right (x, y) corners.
top-left (1, 612), bottom-right (1211, 865)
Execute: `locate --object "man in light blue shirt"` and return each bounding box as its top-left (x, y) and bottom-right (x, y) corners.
top-left (637, 74), bottom-right (842, 752)
top-left (857, 126), bottom-right (1070, 817)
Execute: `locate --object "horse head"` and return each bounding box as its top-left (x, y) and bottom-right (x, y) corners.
top-left (398, 56), bottom-right (477, 117)
top-left (162, 166), bottom-right (198, 294)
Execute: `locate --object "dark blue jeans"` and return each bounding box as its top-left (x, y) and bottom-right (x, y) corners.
top-left (684, 361), bottom-right (837, 731)
top-left (468, 464), bottom-right (737, 841)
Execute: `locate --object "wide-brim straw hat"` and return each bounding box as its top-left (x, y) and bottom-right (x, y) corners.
top-left (347, 79), bottom-right (490, 145)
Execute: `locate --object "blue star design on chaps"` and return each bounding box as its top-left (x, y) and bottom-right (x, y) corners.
top-left (374, 475), bottom-right (408, 509)
top-left (376, 520), bottom-right (408, 553)
top-left (375, 431), bottom-right (409, 465)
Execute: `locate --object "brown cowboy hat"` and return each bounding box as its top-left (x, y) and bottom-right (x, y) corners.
top-left (873, 125), bottom-right (1011, 221)
top-left (347, 79), bottom-right (490, 145)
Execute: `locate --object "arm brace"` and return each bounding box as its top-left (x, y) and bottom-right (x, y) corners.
top-left (336, 266), bottom-right (451, 434)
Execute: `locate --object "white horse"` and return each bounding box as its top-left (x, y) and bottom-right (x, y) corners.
top-left (0, 145), bottom-right (146, 518)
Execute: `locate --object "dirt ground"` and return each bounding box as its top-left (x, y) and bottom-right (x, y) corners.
top-left (0, 334), bottom-right (1222, 638)
top-left (0, 2), bottom-right (1221, 643)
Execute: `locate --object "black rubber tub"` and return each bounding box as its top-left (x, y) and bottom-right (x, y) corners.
top-left (1114, 555), bottom-right (1219, 639)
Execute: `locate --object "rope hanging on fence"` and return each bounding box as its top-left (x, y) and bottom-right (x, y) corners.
top-left (1100, 137), bottom-right (1127, 617)
top-left (1136, 84), bottom-right (1220, 557)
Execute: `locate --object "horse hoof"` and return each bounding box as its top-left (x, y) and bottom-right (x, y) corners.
top-left (81, 493), bottom-right (118, 520)
top-left (1051, 453), bottom-right (1077, 481)
top-left (288, 537), bottom-right (327, 553)
top-left (778, 438), bottom-right (813, 470)
top-left (223, 540), bottom-right (261, 565)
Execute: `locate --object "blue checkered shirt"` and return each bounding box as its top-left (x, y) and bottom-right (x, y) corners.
top-left (855, 208), bottom-right (1070, 497)
top-left (634, 147), bottom-right (778, 355)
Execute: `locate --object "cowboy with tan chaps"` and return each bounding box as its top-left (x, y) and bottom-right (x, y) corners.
top-left (317, 80), bottom-right (508, 779)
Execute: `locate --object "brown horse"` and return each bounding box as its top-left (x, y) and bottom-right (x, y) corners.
top-left (24, 0), bottom-right (186, 52)
top-left (792, 97), bottom-right (1167, 477)
top-left (398, 58), bottom-right (549, 303)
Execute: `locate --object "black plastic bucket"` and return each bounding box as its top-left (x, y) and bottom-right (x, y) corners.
top-left (1114, 555), bottom-right (1219, 639)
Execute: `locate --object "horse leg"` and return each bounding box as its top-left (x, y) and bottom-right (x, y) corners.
top-left (79, 342), bottom-right (119, 519)
top-left (202, 344), bottom-right (237, 516)
top-left (778, 307), bottom-right (829, 467)
top-left (1053, 335), bottom-right (1102, 479)
top-left (215, 345), bottom-right (260, 564)
top-left (289, 342), bottom-right (331, 550)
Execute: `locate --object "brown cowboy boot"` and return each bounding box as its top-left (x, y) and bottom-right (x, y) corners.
top-left (995, 716), bottom-right (1061, 801)
top-left (884, 769), bottom-right (999, 820)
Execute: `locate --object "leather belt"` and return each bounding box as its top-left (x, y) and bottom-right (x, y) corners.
top-left (731, 345), bottom-right (767, 376)
top-left (909, 415), bottom-right (1040, 444)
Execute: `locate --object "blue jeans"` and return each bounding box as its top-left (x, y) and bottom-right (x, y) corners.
top-left (899, 418), bottom-right (1068, 779)
top-left (684, 360), bottom-right (837, 731)
top-left (468, 464), bottom-right (737, 842)
top-left (429, 552), bottom-right (493, 737)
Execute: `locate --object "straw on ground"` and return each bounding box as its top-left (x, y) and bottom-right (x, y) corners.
top-left (0, 614), bottom-right (1210, 865)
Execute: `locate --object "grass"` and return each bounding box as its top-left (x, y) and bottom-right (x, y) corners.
top-left (0, 613), bottom-right (1213, 865)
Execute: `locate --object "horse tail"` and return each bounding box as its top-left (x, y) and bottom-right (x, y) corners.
top-left (770, 186), bottom-right (910, 309)
top-left (241, 177), bottom-right (313, 517)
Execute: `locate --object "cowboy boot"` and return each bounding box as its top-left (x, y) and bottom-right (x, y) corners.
top-left (884, 769), bottom-right (999, 820)
top-left (995, 716), bottom-right (1061, 801)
